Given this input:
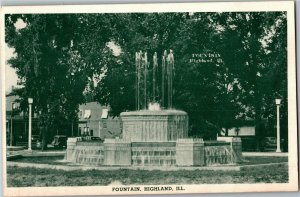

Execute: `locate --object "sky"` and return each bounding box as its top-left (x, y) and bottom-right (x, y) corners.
top-left (5, 44), bottom-right (19, 93)
top-left (5, 19), bottom-right (26, 93)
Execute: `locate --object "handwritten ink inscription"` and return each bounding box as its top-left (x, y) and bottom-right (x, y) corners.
top-left (190, 53), bottom-right (223, 63)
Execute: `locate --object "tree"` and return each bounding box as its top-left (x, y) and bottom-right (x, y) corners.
top-left (5, 14), bottom-right (114, 148)
top-left (94, 12), bottom-right (287, 142)
top-left (203, 12), bottom-right (288, 148)
top-left (6, 12), bottom-right (288, 145)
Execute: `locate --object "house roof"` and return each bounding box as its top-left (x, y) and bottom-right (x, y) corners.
top-left (5, 95), bottom-right (19, 112)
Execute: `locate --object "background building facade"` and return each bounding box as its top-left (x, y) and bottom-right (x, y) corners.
top-left (78, 102), bottom-right (122, 139)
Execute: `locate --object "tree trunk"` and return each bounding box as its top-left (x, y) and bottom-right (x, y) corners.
top-left (254, 90), bottom-right (263, 151)
top-left (41, 126), bottom-right (47, 151)
top-left (225, 128), bottom-right (229, 136)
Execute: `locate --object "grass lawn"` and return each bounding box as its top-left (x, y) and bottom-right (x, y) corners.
top-left (11, 155), bottom-right (288, 166)
top-left (241, 156), bottom-right (288, 165)
top-left (11, 156), bottom-right (66, 165)
top-left (7, 163), bottom-right (288, 187)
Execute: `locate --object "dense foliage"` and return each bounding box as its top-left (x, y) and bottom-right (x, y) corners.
top-left (5, 12), bottom-right (287, 149)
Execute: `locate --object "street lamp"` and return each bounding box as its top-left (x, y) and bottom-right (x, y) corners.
top-left (275, 98), bottom-right (281, 153)
top-left (10, 102), bottom-right (15, 146)
top-left (28, 98), bottom-right (33, 151)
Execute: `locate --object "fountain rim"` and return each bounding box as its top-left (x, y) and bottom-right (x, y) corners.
top-left (120, 109), bottom-right (188, 116)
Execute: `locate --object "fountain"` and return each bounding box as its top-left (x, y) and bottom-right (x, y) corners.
top-left (65, 50), bottom-right (242, 167)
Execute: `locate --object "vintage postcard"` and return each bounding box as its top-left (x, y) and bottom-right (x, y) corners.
top-left (1, 1), bottom-right (298, 196)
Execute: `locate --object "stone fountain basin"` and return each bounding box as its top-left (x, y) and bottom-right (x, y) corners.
top-left (66, 137), bottom-right (242, 167)
top-left (204, 141), bottom-right (231, 146)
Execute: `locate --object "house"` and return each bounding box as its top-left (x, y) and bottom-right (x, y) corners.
top-left (5, 94), bottom-right (39, 146)
top-left (227, 126), bottom-right (255, 137)
top-left (78, 102), bottom-right (122, 139)
top-left (221, 120), bottom-right (256, 151)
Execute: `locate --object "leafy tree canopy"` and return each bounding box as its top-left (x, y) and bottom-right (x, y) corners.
top-left (5, 12), bottom-right (287, 146)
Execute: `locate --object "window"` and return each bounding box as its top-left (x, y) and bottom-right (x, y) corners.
top-left (83, 110), bottom-right (91, 119)
top-left (101, 109), bottom-right (108, 119)
top-left (102, 120), bottom-right (107, 129)
top-left (79, 110), bottom-right (83, 118)
top-left (84, 127), bottom-right (90, 135)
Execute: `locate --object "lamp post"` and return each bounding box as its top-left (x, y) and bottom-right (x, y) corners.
top-left (10, 102), bottom-right (15, 146)
top-left (275, 98), bottom-right (281, 153)
top-left (28, 98), bottom-right (33, 151)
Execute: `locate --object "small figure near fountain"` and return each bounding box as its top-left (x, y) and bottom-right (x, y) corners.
top-left (66, 50), bottom-right (243, 167)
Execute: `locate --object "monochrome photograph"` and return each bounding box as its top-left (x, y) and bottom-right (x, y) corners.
top-left (1, 1), bottom-right (298, 196)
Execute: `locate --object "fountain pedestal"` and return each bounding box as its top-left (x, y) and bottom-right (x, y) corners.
top-left (103, 139), bottom-right (131, 166)
top-left (121, 110), bottom-right (188, 142)
top-left (176, 138), bottom-right (205, 166)
top-left (66, 138), bottom-right (77, 162)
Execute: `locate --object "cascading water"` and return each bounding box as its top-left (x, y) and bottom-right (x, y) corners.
top-left (131, 142), bottom-right (177, 166)
top-left (66, 141), bottom-right (104, 166)
top-left (204, 143), bottom-right (235, 166)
